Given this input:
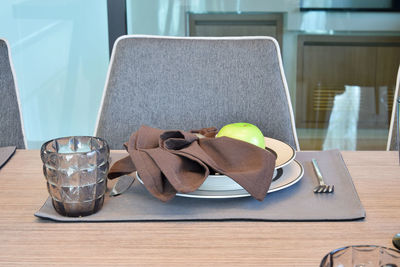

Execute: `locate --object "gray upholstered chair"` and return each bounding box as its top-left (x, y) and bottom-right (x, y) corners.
top-left (95, 35), bottom-right (299, 150)
top-left (0, 38), bottom-right (26, 149)
top-left (387, 65), bottom-right (400, 151)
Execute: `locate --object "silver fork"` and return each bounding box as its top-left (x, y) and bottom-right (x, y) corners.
top-left (311, 158), bottom-right (334, 193)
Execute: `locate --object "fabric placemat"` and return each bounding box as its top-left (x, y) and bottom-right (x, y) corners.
top-left (35, 150), bottom-right (366, 222)
top-left (0, 146), bottom-right (16, 169)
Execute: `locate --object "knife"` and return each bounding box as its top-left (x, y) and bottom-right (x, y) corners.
top-left (109, 175), bottom-right (135, 197)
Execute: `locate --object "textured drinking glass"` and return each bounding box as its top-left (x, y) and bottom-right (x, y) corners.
top-left (320, 245), bottom-right (400, 267)
top-left (40, 136), bottom-right (109, 217)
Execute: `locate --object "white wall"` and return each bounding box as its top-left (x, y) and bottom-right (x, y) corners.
top-left (0, 0), bottom-right (109, 148)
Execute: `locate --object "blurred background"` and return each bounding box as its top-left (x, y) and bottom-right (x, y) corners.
top-left (1, 0), bottom-right (400, 150)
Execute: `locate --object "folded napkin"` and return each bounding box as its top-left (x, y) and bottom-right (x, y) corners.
top-left (108, 125), bottom-right (276, 201)
top-left (190, 127), bottom-right (218, 138)
top-left (0, 146), bottom-right (16, 169)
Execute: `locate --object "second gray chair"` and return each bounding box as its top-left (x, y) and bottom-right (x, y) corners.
top-left (0, 38), bottom-right (26, 149)
top-left (387, 65), bottom-right (400, 151)
top-left (95, 35), bottom-right (299, 150)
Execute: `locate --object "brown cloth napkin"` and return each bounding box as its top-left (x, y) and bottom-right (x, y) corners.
top-left (108, 125), bottom-right (276, 202)
top-left (190, 127), bottom-right (218, 138)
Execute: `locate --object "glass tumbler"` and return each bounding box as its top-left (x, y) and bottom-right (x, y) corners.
top-left (40, 136), bottom-right (109, 217)
top-left (320, 245), bottom-right (400, 267)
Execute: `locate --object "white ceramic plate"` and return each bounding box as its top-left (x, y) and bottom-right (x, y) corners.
top-left (265, 137), bottom-right (295, 169)
top-left (198, 137), bottom-right (295, 191)
top-left (135, 159), bottom-right (304, 199)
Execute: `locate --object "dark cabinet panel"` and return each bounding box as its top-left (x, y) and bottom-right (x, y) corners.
top-left (376, 46), bottom-right (400, 119)
top-left (188, 13), bottom-right (283, 50)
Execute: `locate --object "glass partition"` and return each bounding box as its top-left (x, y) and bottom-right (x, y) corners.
top-left (2, 0), bottom-right (399, 150)
top-left (126, 0), bottom-right (400, 150)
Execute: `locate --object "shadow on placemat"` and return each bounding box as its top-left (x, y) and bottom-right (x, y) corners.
top-left (35, 150), bottom-right (365, 222)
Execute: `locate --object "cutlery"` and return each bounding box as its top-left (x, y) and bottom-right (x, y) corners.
top-left (311, 158), bottom-right (334, 193)
top-left (110, 175), bottom-right (135, 197)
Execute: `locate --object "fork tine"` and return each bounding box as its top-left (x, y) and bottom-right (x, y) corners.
top-left (326, 185), bottom-right (332, 193)
top-left (314, 185), bottom-right (335, 193)
top-left (329, 185), bottom-right (334, 193)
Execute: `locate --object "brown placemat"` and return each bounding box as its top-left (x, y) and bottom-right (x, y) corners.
top-left (0, 146), bottom-right (16, 169)
top-left (35, 150), bottom-right (365, 222)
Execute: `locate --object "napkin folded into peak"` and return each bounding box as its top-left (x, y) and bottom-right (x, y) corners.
top-left (108, 125), bottom-right (276, 202)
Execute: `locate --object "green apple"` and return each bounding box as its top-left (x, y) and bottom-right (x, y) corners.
top-left (216, 122), bottom-right (265, 149)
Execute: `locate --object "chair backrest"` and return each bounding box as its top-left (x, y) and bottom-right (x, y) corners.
top-left (387, 65), bottom-right (400, 151)
top-left (0, 38), bottom-right (26, 149)
top-left (95, 35), bottom-right (299, 150)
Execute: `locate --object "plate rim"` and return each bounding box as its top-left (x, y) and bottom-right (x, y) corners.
top-left (264, 137), bottom-right (296, 169)
top-left (135, 159), bottom-right (304, 199)
top-left (268, 159), bottom-right (304, 193)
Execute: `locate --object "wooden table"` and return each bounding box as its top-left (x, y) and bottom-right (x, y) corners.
top-left (0, 150), bottom-right (399, 266)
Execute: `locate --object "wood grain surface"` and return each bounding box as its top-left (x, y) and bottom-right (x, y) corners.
top-left (0, 150), bottom-right (399, 266)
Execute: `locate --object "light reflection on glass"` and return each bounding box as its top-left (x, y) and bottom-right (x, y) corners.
top-left (323, 85), bottom-right (361, 150)
top-left (300, 11), bottom-right (328, 34)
